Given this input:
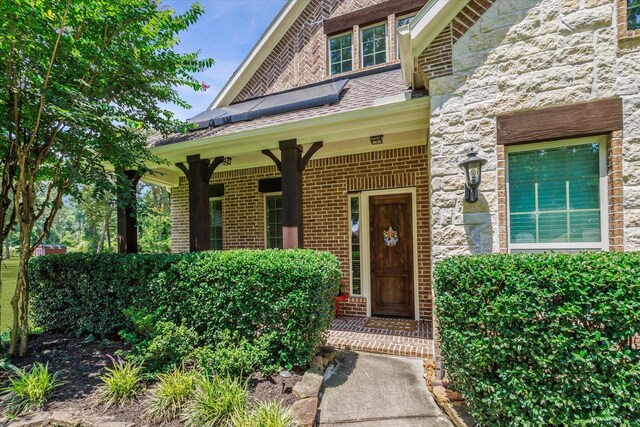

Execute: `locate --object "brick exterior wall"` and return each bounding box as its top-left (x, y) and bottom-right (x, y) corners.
top-left (170, 145), bottom-right (432, 320)
top-left (416, 0), bottom-right (495, 86)
top-left (234, 0), bottom-right (406, 103)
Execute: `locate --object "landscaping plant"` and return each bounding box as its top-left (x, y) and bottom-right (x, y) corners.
top-left (95, 356), bottom-right (144, 408)
top-left (145, 367), bottom-right (197, 422)
top-left (0, 362), bottom-right (62, 416)
top-left (189, 331), bottom-right (274, 378)
top-left (434, 252), bottom-right (640, 426)
top-left (231, 401), bottom-right (295, 427)
top-left (182, 374), bottom-right (249, 427)
top-left (0, 0), bottom-right (213, 357)
top-left (30, 250), bottom-right (341, 371)
top-left (122, 312), bottom-right (199, 374)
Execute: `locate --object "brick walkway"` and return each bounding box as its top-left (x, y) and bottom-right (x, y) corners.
top-left (326, 316), bottom-right (435, 359)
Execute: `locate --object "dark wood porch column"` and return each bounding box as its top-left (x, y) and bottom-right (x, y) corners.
top-left (263, 140), bottom-right (323, 249)
top-left (176, 154), bottom-right (227, 252)
top-left (117, 169), bottom-right (142, 254)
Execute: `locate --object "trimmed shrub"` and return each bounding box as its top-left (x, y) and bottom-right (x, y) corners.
top-left (30, 250), bottom-right (341, 369)
top-left (434, 252), bottom-right (640, 426)
top-left (122, 313), bottom-right (199, 374)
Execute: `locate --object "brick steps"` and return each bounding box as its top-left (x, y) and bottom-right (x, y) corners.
top-left (326, 317), bottom-right (435, 359)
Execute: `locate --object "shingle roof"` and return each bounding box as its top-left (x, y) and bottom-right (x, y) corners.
top-left (148, 68), bottom-right (426, 148)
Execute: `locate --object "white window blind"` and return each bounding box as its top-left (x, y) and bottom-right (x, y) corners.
top-left (508, 140), bottom-right (606, 250)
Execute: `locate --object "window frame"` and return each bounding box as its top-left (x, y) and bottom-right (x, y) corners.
top-left (264, 192), bottom-right (283, 249)
top-left (348, 194), bottom-right (362, 297)
top-left (209, 196), bottom-right (224, 250)
top-left (505, 136), bottom-right (609, 252)
top-left (618, 0), bottom-right (640, 39)
top-left (327, 31), bottom-right (353, 76)
top-left (360, 22), bottom-right (388, 68)
top-left (629, 0), bottom-right (640, 30)
top-left (395, 13), bottom-right (416, 59)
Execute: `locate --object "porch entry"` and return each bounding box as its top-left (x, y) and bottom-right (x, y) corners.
top-left (367, 191), bottom-right (415, 319)
top-left (358, 187), bottom-right (419, 319)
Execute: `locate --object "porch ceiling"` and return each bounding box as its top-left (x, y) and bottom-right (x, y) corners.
top-left (143, 95), bottom-right (430, 188)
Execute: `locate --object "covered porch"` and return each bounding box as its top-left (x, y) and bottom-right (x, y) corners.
top-left (118, 67), bottom-right (434, 321)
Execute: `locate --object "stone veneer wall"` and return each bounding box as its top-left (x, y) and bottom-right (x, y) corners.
top-left (426, 0), bottom-right (640, 259)
top-left (170, 145), bottom-right (432, 320)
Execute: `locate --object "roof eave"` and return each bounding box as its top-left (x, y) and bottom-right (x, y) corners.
top-left (209, 0), bottom-right (309, 109)
top-left (399, 0), bottom-right (470, 86)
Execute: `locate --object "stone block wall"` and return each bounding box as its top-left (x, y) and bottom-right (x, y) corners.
top-left (170, 145), bottom-right (432, 320)
top-left (425, 0), bottom-right (640, 258)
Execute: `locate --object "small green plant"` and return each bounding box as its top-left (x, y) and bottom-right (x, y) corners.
top-left (95, 356), bottom-right (143, 408)
top-left (0, 362), bottom-right (62, 415)
top-left (232, 401), bottom-right (295, 427)
top-left (182, 374), bottom-right (248, 427)
top-left (145, 367), bottom-right (197, 422)
top-left (189, 333), bottom-right (272, 378)
top-left (122, 310), bottom-right (199, 374)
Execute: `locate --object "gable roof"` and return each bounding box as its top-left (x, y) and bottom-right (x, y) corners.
top-left (209, 0), bottom-right (309, 109)
top-left (398, 0), bottom-right (470, 86)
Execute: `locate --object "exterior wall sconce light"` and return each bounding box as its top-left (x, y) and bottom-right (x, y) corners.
top-left (370, 135), bottom-right (384, 145)
top-left (458, 151), bottom-right (487, 203)
top-left (222, 157), bottom-right (232, 165)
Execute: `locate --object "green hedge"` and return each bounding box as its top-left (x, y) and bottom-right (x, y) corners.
top-left (30, 250), bottom-right (341, 368)
top-left (434, 252), bottom-right (640, 426)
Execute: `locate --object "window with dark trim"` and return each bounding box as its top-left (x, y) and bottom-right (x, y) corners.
top-left (265, 194), bottom-right (283, 249)
top-left (629, 0), bottom-right (640, 30)
top-left (209, 198), bottom-right (223, 250)
top-left (328, 32), bottom-right (353, 75)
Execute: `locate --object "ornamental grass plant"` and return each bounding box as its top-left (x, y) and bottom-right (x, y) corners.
top-left (182, 374), bottom-right (248, 427)
top-left (95, 356), bottom-right (144, 409)
top-left (145, 367), bottom-right (197, 422)
top-left (0, 362), bottom-right (62, 416)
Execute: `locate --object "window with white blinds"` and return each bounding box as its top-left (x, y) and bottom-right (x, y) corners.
top-left (507, 137), bottom-right (608, 251)
top-left (265, 194), bottom-right (283, 249)
top-left (209, 198), bottom-right (223, 250)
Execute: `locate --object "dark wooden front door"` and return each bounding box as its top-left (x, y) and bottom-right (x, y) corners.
top-left (370, 193), bottom-right (414, 318)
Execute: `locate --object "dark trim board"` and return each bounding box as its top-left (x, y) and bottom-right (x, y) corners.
top-left (496, 97), bottom-right (624, 146)
top-left (209, 183), bottom-right (224, 198)
top-left (258, 177), bottom-right (282, 193)
top-left (324, 0), bottom-right (428, 35)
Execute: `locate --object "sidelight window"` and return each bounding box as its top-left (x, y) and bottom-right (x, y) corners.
top-left (349, 195), bottom-right (362, 296)
top-left (265, 193), bottom-right (283, 249)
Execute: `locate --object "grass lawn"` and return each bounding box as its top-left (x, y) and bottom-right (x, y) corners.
top-left (0, 259), bottom-right (18, 331)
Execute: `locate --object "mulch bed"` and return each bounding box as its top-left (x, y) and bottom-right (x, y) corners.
top-left (1, 332), bottom-right (302, 426)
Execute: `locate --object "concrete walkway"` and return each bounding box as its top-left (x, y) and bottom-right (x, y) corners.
top-left (317, 351), bottom-right (453, 426)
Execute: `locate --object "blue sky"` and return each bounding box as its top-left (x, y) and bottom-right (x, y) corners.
top-left (163, 0), bottom-right (287, 120)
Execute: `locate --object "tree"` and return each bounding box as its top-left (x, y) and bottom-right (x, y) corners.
top-left (137, 183), bottom-right (171, 253)
top-left (0, 0), bottom-right (212, 355)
